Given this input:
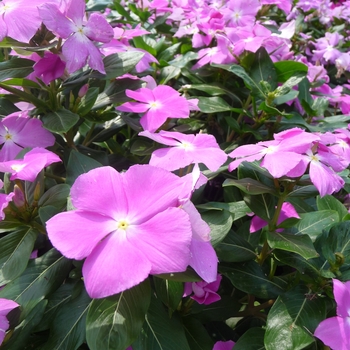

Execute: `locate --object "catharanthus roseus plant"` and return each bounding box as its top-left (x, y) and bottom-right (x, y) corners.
top-left (0, 0), bottom-right (350, 349)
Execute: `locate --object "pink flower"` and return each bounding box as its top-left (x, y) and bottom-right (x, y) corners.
top-left (184, 274), bottom-right (222, 305)
top-left (46, 165), bottom-right (196, 298)
top-left (314, 279), bottom-right (350, 349)
top-left (39, 0), bottom-right (113, 73)
top-left (0, 114), bottom-right (55, 162)
top-left (0, 298), bottom-right (19, 345)
top-left (250, 202), bottom-right (300, 233)
top-left (0, 148), bottom-right (61, 182)
top-left (0, 0), bottom-right (52, 43)
top-left (139, 130), bottom-right (227, 171)
top-left (213, 340), bottom-right (236, 350)
top-left (33, 51), bottom-right (66, 85)
top-left (117, 86), bottom-right (190, 132)
top-left (0, 180), bottom-right (13, 220)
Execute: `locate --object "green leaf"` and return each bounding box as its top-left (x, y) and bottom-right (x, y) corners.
top-left (267, 231), bottom-right (318, 259)
top-left (132, 295), bottom-right (190, 350)
top-left (200, 209), bottom-right (233, 246)
top-left (184, 84), bottom-right (242, 103)
top-left (212, 63), bottom-right (265, 98)
top-left (41, 283), bottom-right (91, 350)
top-left (322, 221), bottom-right (350, 264)
top-left (243, 193), bottom-right (276, 223)
top-left (0, 227), bottom-right (38, 285)
top-left (216, 230), bottom-right (257, 262)
top-left (41, 108), bottom-right (80, 133)
top-left (316, 195), bottom-right (348, 221)
top-left (133, 36), bottom-right (157, 56)
top-left (0, 249), bottom-right (72, 319)
top-left (1, 299), bottom-right (47, 350)
top-left (153, 277), bottom-right (184, 314)
top-left (250, 47), bottom-right (278, 91)
top-left (159, 65), bottom-right (181, 84)
top-left (197, 201), bottom-right (249, 222)
top-left (182, 317), bottom-right (214, 350)
top-left (155, 268), bottom-right (201, 282)
top-left (221, 261), bottom-right (287, 299)
top-left (293, 210), bottom-right (339, 241)
top-left (273, 61), bottom-right (308, 82)
top-left (264, 286), bottom-right (326, 350)
top-left (86, 280), bottom-right (151, 350)
top-left (39, 205), bottom-right (60, 225)
top-left (0, 58), bottom-right (34, 81)
top-left (103, 52), bottom-right (145, 79)
top-left (234, 327), bottom-right (265, 350)
top-left (77, 87), bottom-right (99, 116)
top-left (66, 150), bottom-right (103, 186)
top-left (1, 78), bottom-right (40, 88)
top-left (223, 178), bottom-right (276, 195)
top-left (38, 184), bottom-right (70, 210)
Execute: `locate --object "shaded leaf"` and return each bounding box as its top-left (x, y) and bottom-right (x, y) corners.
top-left (41, 108), bottom-right (80, 133)
top-left (103, 52), bottom-right (144, 79)
top-left (0, 58), bottom-right (34, 81)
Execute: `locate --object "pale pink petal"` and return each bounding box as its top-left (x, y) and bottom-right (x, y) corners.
top-left (314, 316), bottom-right (350, 350)
top-left (130, 207), bottom-right (192, 274)
top-left (182, 201), bottom-right (210, 241)
top-left (0, 17), bottom-right (8, 41)
top-left (62, 34), bottom-right (90, 73)
top-left (65, 0), bottom-right (85, 26)
top-left (139, 130), bottom-right (180, 147)
top-left (70, 166), bottom-right (128, 219)
top-left (122, 165), bottom-right (183, 223)
top-left (189, 239), bottom-right (218, 283)
top-left (0, 141), bottom-right (22, 162)
top-left (86, 40), bottom-right (106, 74)
top-left (250, 216), bottom-right (267, 232)
top-left (0, 317), bottom-right (9, 345)
top-left (83, 13), bottom-right (113, 43)
top-left (333, 279), bottom-right (350, 318)
top-left (149, 147), bottom-right (195, 171)
top-left (38, 3), bottom-right (74, 38)
top-left (125, 88), bottom-right (155, 103)
top-left (47, 210), bottom-right (117, 260)
top-left (140, 108), bottom-right (169, 132)
top-left (83, 232), bottom-right (152, 298)
top-left (262, 152), bottom-right (304, 178)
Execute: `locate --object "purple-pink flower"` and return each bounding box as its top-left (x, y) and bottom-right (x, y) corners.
top-left (39, 0), bottom-right (113, 73)
top-left (46, 165), bottom-right (197, 298)
top-left (0, 298), bottom-right (19, 345)
top-left (184, 274), bottom-right (222, 305)
top-left (139, 130), bottom-right (227, 171)
top-left (213, 340), bottom-right (236, 350)
top-left (0, 180), bottom-right (13, 220)
top-left (0, 114), bottom-right (55, 162)
top-left (33, 51), bottom-right (66, 85)
top-left (314, 279), bottom-right (350, 349)
top-left (0, 148), bottom-right (61, 182)
top-left (117, 85), bottom-right (190, 132)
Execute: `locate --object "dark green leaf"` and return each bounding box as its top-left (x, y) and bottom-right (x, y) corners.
top-left (86, 280), bottom-right (151, 350)
top-left (294, 210), bottom-right (339, 240)
top-left (39, 205), bottom-right (60, 225)
top-left (0, 227), bottom-right (38, 285)
top-left (41, 108), bottom-right (80, 133)
top-left (77, 87), bottom-right (99, 116)
top-left (223, 178), bottom-right (276, 195)
top-left (234, 327), bottom-right (265, 350)
top-left (183, 317), bottom-right (214, 350)
top-left (103, 52), bottom-right (144, 79)
top-left (41, 283), bottom-right (91, 350)
top-left (250, 47), bottom-right (278, 91)
top-left (0, 58), bottom-right (34, 81)
top-left (38, 184), bottom-right (70, 209)
top-left (132, 295), bottom-right (190, 350)
top-left (1, 299), bottom-right (47, 350)
top-left (216, 230), bottom-right (256, 262)
top-left (243, 193), bottom-right (276, 223)
top-left (264, 286), bottom-right (326, 350)
top-left (66, 150), bottom-right (103, 186)
top-left (221, 261), bottom-right (287, 299)
top-left (267, 231), bottom-right (318, 259)
top-left (0, 249), bottom-right (72, 319)
top-left (316, 195), bottom-right (348, 221)
top-left (159, 65), bottom-right (181, 84)
top-left (153, 277), bottom-right (184, 313)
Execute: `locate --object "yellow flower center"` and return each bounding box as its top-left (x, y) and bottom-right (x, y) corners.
top-left (117, 219), bottom-right (129, 230)
top-left (5, 133), bottom-right (12, 140)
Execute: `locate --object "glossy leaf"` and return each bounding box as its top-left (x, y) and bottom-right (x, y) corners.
top-left (0, 58), bottom-right (34, 81)
top-left (267, 231), bottom-right (318, 259)
top-left (132, 295), bottom-right (190, 350)
top-left (103, 52), bottom-right (145, 79)
top-left (234, 327), bottom-right (265, 350)
top-left (264, 286), bottom-right (326, 350)
top-left (196, 96), bottom-right (233, 113)
top-left (0, 227), bottom-right (38, 285)
top-left (273, 61), bottom-right (308, 82)
top-left (86, 280), bottom-right (151, 350)
top-left (183, 317), bottom-right (214, 350)
top-left (41, 108), bottom-right (80, 133)
top-left (153, 277), bottom-right (184, 313)
top-left (0, 249), bottom-right (72, 319)
top-left (316, 195), bottom-right (348, 221)
top-left (223, 178), bottom-right (276, 195)
top-left (221, 261), bottom-right (287, 299)
top-left (41, 283), bottom-right (91, 350)
top-left (38, 184), bottom-right (70, 210)
top-left (216, 230), bottom-right (257, 262)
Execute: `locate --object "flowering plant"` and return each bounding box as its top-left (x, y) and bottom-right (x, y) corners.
top-left (0, 0), bottom-right (349, 349)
